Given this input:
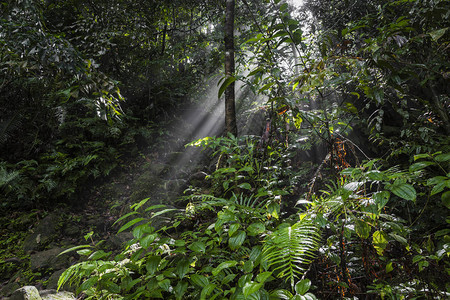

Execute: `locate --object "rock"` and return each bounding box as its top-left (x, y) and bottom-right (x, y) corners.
top-left (40, 290), bottom-right (75, 300)
top-left (188, 171), bottom-right (209, 187)
top-left (62, 223), bottom-right (80, 237)
top-left (0, 281), bottom-right (21, 298)
top-left (45, 270), bottom-right (65, 290)
top-left (30, 248), bottom-right (71, 272)
top-left (10, 286), bottom-right (41, 300)
top-left (23, 214), bottom-right (62, 253)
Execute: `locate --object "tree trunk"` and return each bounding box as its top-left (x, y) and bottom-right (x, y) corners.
top-left (224, 0), bottom-right (237, 136)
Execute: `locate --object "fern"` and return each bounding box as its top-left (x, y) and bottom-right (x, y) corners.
top-left (262, 217), bottom-right (320, 288)
top-left (0, 113), bottom-right (22, 145)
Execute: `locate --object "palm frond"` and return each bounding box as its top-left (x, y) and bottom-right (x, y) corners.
top-left (262, 217), bottom-right (320, 289)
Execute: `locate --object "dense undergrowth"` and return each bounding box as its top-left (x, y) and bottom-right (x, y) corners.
top-left (1, 0), bottom-right (449, 299)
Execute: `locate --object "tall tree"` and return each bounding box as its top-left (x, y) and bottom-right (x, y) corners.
top-left (224, 0), bottom-right (237, 136)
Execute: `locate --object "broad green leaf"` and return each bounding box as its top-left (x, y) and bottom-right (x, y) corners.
top-left (77, 249), bottom-right (92, 256)
top-left (435, 153), bottom-right (450, 162)
top-left (212, 260), bottom-right (238, 276)
top-left (243, 281), bottom-right (263, 298)
top-left (295, 279), bottom-right (311, 295)
top-left (188, 241), bottom-right (206, 253)
top-left (158, 279), bottom-right (171, 291)
top-left (103, 281), bottom-right (121, 294)
top-left (355, 219), bottom-right (371, 239)
top-left (256, 272), bottom-right (272, 283)
top-left (218, 76), bottom-right (236, 98)
top-left (270, 289), bottom-right (293, 299)
top-left (239, 183), bottom-right (252, 190)
top-left (428, 27), bottom-right (448, 42)
top-left (427, 176), bottom-right (447, 186)
top-left (259, 82), bottom-right (275, 93)
top-left (146, 256), bottom-right (161, 275)
top-left (239, 166), bottom-right (254, 173)
top-left (122, 278), bottom-right (141, 291)
top-left (222, 273), bottom-right (237, 285)
top-left (249, 246), bottom-right (262, 262)
top-left (140, 233), bottom-right (157, 249)
top-left (174, 281), bottom-right (188, 300)
top-left (176, 259), bottom-right (190, 279)
top-left (229, 223), bottom-right (241, 236)
top-left (388, 183), bottom-right (416, 201)
top-left (117, 217), bottom-right (145, 234)
top-left (373, 230), bottom-right (388, 255)
top-left (248, 222), bottom-right (266, 236)
top-left (366, 170), bottom-right (385, 181)
top-left (431, 181), bottom-right (447, 195)
top-left (80, 276), bottom-right (98, 291)
top-left (248, 67), bottom-right (264, 76)
top-left (229, 230), bottom-right (246, 250)
top-left (243, 260), bottom-right (254, 273)
top-left (133, 223), bottom-right (153, 239)
top-left (389, 233), bottom-right (407, 245)
top-left (190, 274), bottom-right (209, 288)
top-left (385, 262), bottom-right (393, 273)
top-left (409, 161), bottom-right (435, 172)
top-left (374, 191), bottom-right (390, 211)
top-left (442, 191), bottom-right (450, 209)
top-left (280, 3), bottom-right (288, 12)
top-left (200, 283), bottom-right (217, 300)
top-left (343, 181), bottom-right (363, 191)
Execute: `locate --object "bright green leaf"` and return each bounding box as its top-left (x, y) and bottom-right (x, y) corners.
top-left (256, 272), bottom-right (272, 283)
top-left (229, 230), bottom-right (246, 250)
top-left (189, 241), bottom-right (206, 253)
top-left (248, 222), bottom-right (266, 236)
top-left (243, 281), bottom-right (263, 298)
top-left (140, 234), bottom-right (157, 249)
top-left (295, 279), bottom-right (311, 295)
top-left (212, 260), bottom-right (238, 276)
top-left (373, 230), bottom-right (388, 255)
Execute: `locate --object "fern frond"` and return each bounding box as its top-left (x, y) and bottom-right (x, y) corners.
top-left (262, 218), bottom-right (320, 289)
top-left (0, 113), bottom-right (22, 145)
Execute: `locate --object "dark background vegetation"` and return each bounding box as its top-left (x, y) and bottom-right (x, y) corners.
top-left (1, 0), bottom-right (448, 299)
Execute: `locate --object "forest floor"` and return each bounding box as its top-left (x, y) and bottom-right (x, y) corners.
top-left (0, 108), bottom-right (213, 298)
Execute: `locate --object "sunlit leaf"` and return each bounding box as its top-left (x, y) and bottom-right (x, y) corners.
top-left (428, 27), bottom-right (448, 42)
top-left (373, 230), bottom-right (388, 255)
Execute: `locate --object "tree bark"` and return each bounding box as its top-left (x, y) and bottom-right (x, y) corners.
top-left (224, 0), bottom-right (237, 136)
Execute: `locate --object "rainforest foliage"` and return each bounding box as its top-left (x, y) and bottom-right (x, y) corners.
top-left (1, 0), bottom-right (449, 299)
